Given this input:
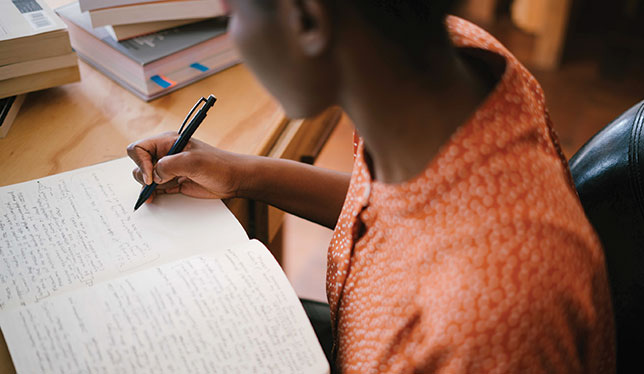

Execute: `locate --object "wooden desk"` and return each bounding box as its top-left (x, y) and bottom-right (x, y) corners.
top-left (0, 2), bottom-right (341, 370)
top-left (0, 60), bottom-right (340, 226)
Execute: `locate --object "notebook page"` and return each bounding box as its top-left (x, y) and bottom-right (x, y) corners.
top-left (0, 157), bottom-right (248, 311)
top-left (0, 240), bottom-right (330, 374)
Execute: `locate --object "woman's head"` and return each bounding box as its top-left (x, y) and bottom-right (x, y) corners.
top-left (225, 0), bottom-right (459, 118)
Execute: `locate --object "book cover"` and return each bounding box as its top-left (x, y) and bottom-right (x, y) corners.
top-left (0, 0), bottom-right (73, 66)
top-left (56, 2), bottom-right (227, 66)
top-left (79, 0), bottom-right (161, 12)
top-left (0, 0), bottom-right (66, 42)
top-left (105, 18), bottom-right (205, 41)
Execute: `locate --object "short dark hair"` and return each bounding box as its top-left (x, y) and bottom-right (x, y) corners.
top-left (349, 0), bottom-right (458, 65)
top-left (351, 0), bottom-right (456, 36)
top-left (255, 0), bottom-right (459, 66)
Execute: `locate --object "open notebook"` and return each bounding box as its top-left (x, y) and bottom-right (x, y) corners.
top-left (0, 157), bottom-right (329, 374)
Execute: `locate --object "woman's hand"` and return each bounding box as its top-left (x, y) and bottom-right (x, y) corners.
top-left (127, 131), bottom-right (350, 228)
top-left (127, 131), bottom-right (249, 203)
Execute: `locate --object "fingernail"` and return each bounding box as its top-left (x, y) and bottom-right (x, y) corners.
top-left (153, 170), bottom-right (162, 183)
top-left (143, 173), bottom-right (149, 185)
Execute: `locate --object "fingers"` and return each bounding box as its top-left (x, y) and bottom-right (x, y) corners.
top-left (173, 178), bottom-right (217, 199)
top-left (127, 133), bottom-right (222, 202)
top-left (153, 152), bottom-right (196, 184)
top-left (132, 166), bottom-right (180, 189)
top-left (132, 167), bottom-right (147, 186)
top-left (134, 176), bottom-right (183, 206)
top-left (127, 131), bottom-right (178, 185)
top-left (156, 178), bottom-right (219, 199)
top-left (157, 184), bottom-right (181, 195)
top-left (128, 144), bottom-right (153, 185)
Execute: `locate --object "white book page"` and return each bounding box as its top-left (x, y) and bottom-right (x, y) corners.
top-left (0, 157), bottom-right (248, 311)
top-left (0, 240), bottom-right (330, 374)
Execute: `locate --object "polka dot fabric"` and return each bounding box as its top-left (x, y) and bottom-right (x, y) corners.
top-left (326, 16), bottom-right (615, 374)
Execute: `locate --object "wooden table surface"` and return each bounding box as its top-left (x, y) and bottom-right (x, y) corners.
top-left (0, 1), bottom-right (341, 372)
top-left (0, 62), bottom-right (287, 187)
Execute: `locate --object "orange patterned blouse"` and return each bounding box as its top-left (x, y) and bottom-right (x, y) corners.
top-left (326, 16), bottom-right (615, 373)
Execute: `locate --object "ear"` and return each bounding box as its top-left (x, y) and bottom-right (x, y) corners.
top-left (287, 0), bottom-right (332, 57)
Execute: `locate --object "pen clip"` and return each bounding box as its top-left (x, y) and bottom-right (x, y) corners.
top-left (178, 97), bottom-right (207, 135)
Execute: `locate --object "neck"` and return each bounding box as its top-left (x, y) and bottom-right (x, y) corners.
top-left (335, 22), bottom-right (491, 184)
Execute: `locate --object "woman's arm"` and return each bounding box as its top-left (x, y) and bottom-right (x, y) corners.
top-left (241, 156), bottom-right (351, 229)
top-left (127, 132), bottom-right (350, 229)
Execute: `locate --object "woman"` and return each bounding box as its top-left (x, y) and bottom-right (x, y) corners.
top-left (128, 0), bottom-right (615, 372)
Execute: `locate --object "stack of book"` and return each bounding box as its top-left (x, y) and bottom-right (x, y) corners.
top-left (81, 0), bottom-right (226, 40)
top-left (0, 0), bottom-right (80, 137)
top-left (57, 0), bottom-right (237, 101)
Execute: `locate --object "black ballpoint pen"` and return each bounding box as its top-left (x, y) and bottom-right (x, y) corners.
top-left (134, 94), bottom-right (217, 211)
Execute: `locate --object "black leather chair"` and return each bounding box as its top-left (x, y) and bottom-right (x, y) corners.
top-left (569, 99), bottom-right (644, 373)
